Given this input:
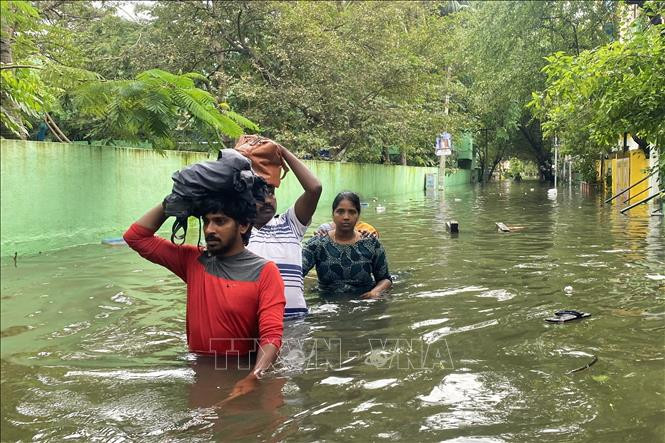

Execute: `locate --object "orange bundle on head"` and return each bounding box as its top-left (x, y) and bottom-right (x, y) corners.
top-left (234, 135), bottom-right (289, 188)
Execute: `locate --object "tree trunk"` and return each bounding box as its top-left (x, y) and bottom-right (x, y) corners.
top-left (487, 152), bottom-right (505, 181)
top-left (477, 156), bottom-right (486, 183)
top-left (0, 23), bottom-right (27, 140)
top-left (518, 120), bottom-right (553, 183)
top-left (400, 150), bottom-right (407, 165)
top-left (0, 36), bottom-right (12, 64)
top-left (632, 133), bottom-right (650, 157)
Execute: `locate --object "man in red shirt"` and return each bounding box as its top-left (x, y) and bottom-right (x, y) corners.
top-left (123, 194), bottom-right (285, 398)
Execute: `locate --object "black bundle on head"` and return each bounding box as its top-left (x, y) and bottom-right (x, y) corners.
top-left (162, 194), bottom-right (193, 244)
top-left (163, 153), bottom-right (271, 246)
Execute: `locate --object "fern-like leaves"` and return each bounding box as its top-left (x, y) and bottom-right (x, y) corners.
top-left (71, 69), bottom-right (258, 150)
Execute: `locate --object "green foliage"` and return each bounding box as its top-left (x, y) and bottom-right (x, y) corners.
top-left (0, 1), bottom-right (99, 138)
top-left (575, 154), bottom-right (601, 183)
top-left (0, 0), bottom-right (258, 148)
top-left (1, 1), bottom-right (43, 137)
top-left (444, 0), bottom-right (618, 180)
top-left (4, 0), bottom-right (644, 174)
top-left (531, 9), bottom-right (665, 166)
top-left (0, 66), bottom-right (48, 137)
top-left (71, 69), bottom-right (258, 151)
top-left (505, 158), bottom-right (539, 180)
top-left (56, 1), bottom-right (460, 163)
top-left (531, 0), bottom-right (665, 186)
top-left (222, 2), bottom-right (456, 164)
top-left (507, 158), bottom-right (525, 178)
top-left (0, 1), bottom-right (39, 56)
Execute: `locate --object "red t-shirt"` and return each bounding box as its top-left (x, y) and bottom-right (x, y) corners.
top-left (123, 223), bottom-right (285, 356)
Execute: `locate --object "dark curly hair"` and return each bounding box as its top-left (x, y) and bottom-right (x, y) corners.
top-left (193, 193), bottom-right (257, 245)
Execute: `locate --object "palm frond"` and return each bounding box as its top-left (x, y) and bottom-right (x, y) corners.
top-left (226, 110), bottom-right (260, 131)
top-left (70, 68), bottom-right (254, 147)
top-left (183, 72), bottom-right (209, 84)
top-left (181, 87), bottom-right (216, 107)
top-left (138, 69), bottom-right (194, 89)
top-left (210, 112), bottom-right (244, 138)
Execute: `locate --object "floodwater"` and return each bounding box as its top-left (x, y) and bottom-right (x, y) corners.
top-left (1, 181), bottom-right (664, 442)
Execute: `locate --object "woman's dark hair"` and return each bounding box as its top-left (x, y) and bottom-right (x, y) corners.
top-left (194, 193), bottom-right (256, 245)
top-left (332, 191), bottom-right (361, 214)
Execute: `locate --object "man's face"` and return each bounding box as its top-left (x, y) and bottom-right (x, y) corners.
top-left (203, 211), bottom-right (248, 255)
top-left (255, 185), bottom-right (277, 227)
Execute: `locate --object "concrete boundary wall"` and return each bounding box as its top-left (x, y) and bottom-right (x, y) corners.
top-left (1, 140), bottom-right (469, 256)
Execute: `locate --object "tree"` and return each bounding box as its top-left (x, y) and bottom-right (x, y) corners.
top-left (0, 1), bottom-right (48, 138)
top-left (443, 1), bottom-right (619, 181)
top-left (71, 69), bottom-right (258, 150)
top-left (1, 1), bottom-right (99, 139)
top-left (531, 2), bottom-right (665, 181)
top-left (65, 1), bottom-right (461, 164)
top-left (225, 1), bottom-right (459, 165)
top-left (0, 2), bottom-right (257, 149)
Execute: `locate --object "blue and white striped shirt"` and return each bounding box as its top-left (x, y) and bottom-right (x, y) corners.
top-left (247, 207), bottom-right (308, 318)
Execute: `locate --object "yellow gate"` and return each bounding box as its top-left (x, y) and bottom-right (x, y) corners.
top-left (613, 157), bottom-right (630, 203)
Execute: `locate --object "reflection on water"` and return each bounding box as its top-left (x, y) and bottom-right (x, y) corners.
top-left (1, 182), bottom-right (664, 442)
top-left (418, 373), bottom-right (517, 431)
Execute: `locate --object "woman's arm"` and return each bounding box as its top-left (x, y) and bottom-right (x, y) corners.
top-left (301, 236), bottom-right (319, 276)
top-left (360, 278), bottom-right (392, 299)
top-left (360, 238), bottom-right (393, 299)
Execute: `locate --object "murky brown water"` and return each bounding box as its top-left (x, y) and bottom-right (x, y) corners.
top-left (2, 181), bottom-right (664, 442)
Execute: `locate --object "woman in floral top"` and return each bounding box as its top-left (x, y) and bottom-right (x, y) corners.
top-left (302, 192), bottom-right (392, 298)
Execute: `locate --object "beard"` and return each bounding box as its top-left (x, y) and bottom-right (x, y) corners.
top-left (205, 231), bottom-right (238, 256)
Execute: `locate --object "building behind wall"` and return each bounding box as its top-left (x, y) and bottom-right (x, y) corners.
top-left (598, 133), bottom-right (659, 208)
top-left (595, 2), bottom-right (662, 212)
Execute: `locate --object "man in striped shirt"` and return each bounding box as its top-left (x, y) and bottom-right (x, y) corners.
top-left (247, 146), bottom-right (322, 319)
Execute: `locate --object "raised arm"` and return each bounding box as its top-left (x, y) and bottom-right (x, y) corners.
top-left (281, 146), bottom-right (322, 226)
top-left (135, 203), bottom-right (168, 231)
top-left (123, 202), bottom-right (191, 280)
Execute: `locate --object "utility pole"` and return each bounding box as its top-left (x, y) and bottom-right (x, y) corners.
top-left (439, 66), bottom-right (452, 190)
top-left (438, 133), bottom-right (447, 190)
top-left (484, 128), bottom-right (489, 183)
top-left (554, 136), bottom-right (558, 188)
top-left (548, 136), bottom-right (559, 197)
top-left (478, 127), bottom-right (493, 183)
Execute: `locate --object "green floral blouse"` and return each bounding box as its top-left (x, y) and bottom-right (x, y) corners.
top-left (302, 235), bottom-right (391, 296)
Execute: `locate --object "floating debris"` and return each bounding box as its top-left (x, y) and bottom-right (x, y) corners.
top-left (567, 355), bottom-right (598, 374)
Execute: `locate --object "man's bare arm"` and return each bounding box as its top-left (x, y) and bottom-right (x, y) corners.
top-left (136, 204), bottom-right (168, 231)
top-left (252, 343), bottom-right (279, 378)
top-left (223, 343), bottom-right (279, 404)
top-left (281, 147), bottom-right (322, 225)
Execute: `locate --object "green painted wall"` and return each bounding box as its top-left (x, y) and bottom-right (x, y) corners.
top-left (440, 169), bottom-right (471, 187)
top-left (1, 140), bottom-right (469, 256)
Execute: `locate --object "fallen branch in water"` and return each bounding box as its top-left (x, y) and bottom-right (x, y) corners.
top-left (567, 355), bottom-right (598, 374)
